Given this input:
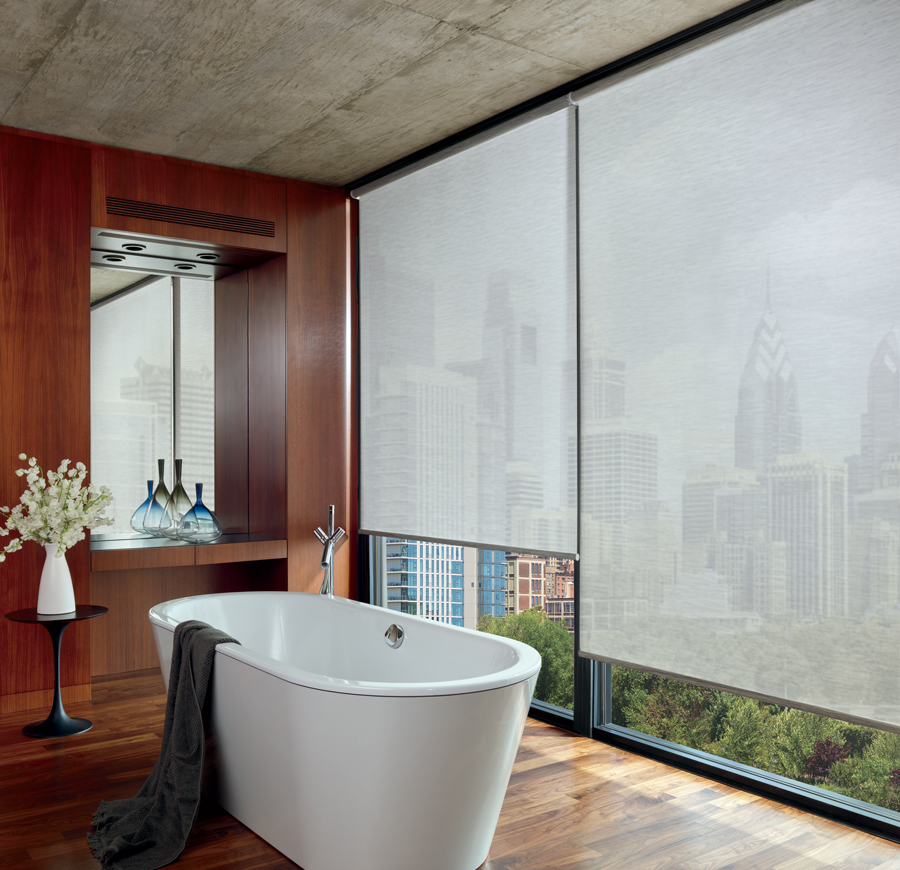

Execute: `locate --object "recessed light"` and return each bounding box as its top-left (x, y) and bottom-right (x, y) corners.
top-left (197, 253), bottom-right (219, 261)
top-left (122, 244), bottom-right (146, 252)
top-left (102, 255), bottom-right (126, 262)
top-left (174, 263), bottom-right (196, 270)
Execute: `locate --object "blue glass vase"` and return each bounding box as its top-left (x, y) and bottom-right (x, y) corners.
top-left (176, 483), bottom-right (223, 543)
top-left (130, 480), bottom-right (154, 534)
top-left (143, 459), bottom-right (170, 536)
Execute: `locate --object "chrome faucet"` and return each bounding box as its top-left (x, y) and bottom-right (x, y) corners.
top-left (314, 505), bottom-right (345, 597)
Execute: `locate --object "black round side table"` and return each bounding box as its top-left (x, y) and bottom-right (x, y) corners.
top-left (4, 605), bottom-right (108, 738)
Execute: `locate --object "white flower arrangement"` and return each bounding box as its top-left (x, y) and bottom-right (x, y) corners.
top-left (0, 454), bottom-right (113, 561)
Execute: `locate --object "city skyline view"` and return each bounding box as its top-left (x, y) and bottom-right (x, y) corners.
top-left (579, 0), bottom-right (900, 519)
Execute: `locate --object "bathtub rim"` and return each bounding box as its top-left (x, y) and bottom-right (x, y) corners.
top-left (149, 590), bottom-right (541, 698)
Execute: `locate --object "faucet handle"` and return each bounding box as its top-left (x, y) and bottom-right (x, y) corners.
top-left (314, 527), bottom-right (328, 544)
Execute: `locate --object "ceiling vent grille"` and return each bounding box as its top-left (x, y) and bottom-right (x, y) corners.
top-left (106, 197), bottom-right (276, 237)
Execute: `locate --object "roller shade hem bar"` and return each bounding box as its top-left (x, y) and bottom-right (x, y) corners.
top-left (579, 652), bottom-right (900, 736)
top-left (360, 528), bottom-right (576, 561)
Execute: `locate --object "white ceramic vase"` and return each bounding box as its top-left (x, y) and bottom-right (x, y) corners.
top-left (36, 543), bottom-right (76, 614)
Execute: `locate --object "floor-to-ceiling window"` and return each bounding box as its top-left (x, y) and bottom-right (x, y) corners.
top-left (356, 0), bottom-right (900, 834)
top-left (575, 0), bottom-right (900, 830)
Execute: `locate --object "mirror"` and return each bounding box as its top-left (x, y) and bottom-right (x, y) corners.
top-left (90, 270), bottom-right (215, 535)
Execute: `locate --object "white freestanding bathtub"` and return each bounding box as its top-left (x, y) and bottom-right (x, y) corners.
top-left (148, 591), bottom-right (540, 870)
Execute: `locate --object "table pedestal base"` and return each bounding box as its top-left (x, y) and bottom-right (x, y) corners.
top-left (23, 714), bottom-right (92, 739)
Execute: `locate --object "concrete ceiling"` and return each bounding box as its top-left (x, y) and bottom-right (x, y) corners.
top-left (2, 0), bottom-right (743, 187)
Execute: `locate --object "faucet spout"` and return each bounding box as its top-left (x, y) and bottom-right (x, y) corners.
top-left (320, 538), bottom-right (334, 571)
top-left (315, 506), bottom-right (345, 597)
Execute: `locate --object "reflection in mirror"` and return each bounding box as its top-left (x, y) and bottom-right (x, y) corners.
top-left (91, 272), bottom-right (215, 534)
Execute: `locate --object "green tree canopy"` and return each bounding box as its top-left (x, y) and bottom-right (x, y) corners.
top-left (478, 608), bottom-right (574, 710)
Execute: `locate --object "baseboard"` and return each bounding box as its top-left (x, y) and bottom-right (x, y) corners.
top-left (0, 683), bottom-right (91, 713)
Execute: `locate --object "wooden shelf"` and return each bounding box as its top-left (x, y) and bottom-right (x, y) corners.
top-left (90, 534), bottom-right (287, 572)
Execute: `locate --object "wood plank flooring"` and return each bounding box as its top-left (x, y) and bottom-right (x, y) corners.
top-left (1, 669), bottom-right (899, 869)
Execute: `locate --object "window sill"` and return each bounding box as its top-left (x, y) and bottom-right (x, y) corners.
top-left (90, 533), bottom-right (287, 572)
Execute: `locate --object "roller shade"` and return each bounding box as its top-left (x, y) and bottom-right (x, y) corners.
top-left (357, 105), bottom-right (577, 556)
top-left (576, 0), bottom-right (900, 730)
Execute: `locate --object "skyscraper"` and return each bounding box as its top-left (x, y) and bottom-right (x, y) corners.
top-left (682, 465), bottom-right (761, 546)
top-left (382, 538), bottom-right (477, 628)
top-left (574, 339), bottom-right (658, 527)
top-left (573, 339), bottom-right (660, 580)
top-left (447, 270), bottom-right (562, 547)
top-left (579, 422), bottom-right (658, 526)
top-left (768, 453), bottom-right (848, 618)
top-left (581, 340), bottom-right (626, 422)
top-left (367, 364), bottom-right (477, 541)
top-left (119, 356), bottom-right (172, 462)
top-left (859, 327), bottom-right (900, 495)
top-left (673, 301), bottom-right (814, 617)
top-left (735, 307), bottom-right (801, 474)
top-left (477, 549), bottom-right (508, 619)
top-left (846, 331), bottom-right (900, 617)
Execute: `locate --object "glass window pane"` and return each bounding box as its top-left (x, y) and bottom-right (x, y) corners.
top-left (371, 536), bottom-right (575, 711)
top-left (611, 664), bottom-right (900, 814)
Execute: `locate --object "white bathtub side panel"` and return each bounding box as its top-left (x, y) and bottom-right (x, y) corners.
top-left (205, 652), bottom-right (534, 870)
top-left (152, 623), bottom-right (173, 692)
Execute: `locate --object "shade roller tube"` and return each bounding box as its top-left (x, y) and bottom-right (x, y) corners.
top-left (351, 96), bottom-right (573, 200)
top-left (578, 0), bottom-right (900, 730)
top-left (359, 107), bottom-right (577, 556)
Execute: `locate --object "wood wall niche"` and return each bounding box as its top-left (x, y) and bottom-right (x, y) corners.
top-left (0, 126), bottom-right (356, 703)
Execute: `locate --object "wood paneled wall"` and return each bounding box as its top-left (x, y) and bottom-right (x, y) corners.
top-left (0, 132), bottom-right (92, 708)
top-left (90, 561), bottom-right (286, 675)
top-left (248, 255), bottom-right (287, 540)
top-left (91, 147), bottom-right (287, 252)
top-left (286, 182), bottom-right (357, 597)
top-left (214, 271), bottom-right (250, 534)
top-left (0, 126), bottom-right (354, 704)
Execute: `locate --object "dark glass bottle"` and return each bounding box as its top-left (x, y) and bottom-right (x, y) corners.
top-left (159, 459), bottom-right (193, 539)
top-left (142, 459), bottom-right (170, 536)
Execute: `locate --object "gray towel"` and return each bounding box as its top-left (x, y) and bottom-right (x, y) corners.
top-left (88, 619), bottom-right (240, 869)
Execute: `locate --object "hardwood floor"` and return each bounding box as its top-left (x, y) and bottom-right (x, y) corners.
top-left (2, 670), bottom-right (900, 870)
